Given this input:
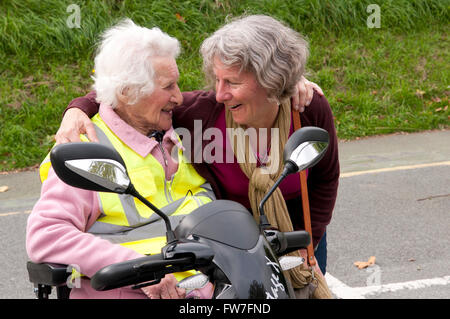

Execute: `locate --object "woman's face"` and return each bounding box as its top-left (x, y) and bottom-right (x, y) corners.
top-left (213, 57), bottom-right (278, 129)
top-left (116, 56), bottom-right (183, 134)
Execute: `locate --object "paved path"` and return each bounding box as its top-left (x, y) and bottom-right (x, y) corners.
top-left (326, 129), bottom-right (449, 299)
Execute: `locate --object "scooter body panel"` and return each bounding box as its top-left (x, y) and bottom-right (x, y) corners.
top-left (175, 200), bottom-right (293, 299)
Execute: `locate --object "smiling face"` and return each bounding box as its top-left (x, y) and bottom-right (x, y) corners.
top-left (115, 56), bottom-right (182, 135)
top-left (213, 57), bottom-right (279, 130)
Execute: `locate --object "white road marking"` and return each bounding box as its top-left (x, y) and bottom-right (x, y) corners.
top-left (340, 161), bottom-right (450, 178)
top-left (325, 273), bottom-right (365, 299)
top-left (325, 273), bottom-right (450, 299)
top-left (0, 210), bottom-right (31, 217)
top-left (353, 276), bottom-right (450, 297)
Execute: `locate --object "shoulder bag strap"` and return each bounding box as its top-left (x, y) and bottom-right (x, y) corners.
top-left (292, 109), bottom-right (316, 268)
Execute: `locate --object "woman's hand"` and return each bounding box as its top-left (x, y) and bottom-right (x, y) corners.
top-left (141, 274), bottom-right (186, 299)
top-left (292, 76), bottom-right (324, 112)
top-left (298, 248), bottom-right (323, 277)
top-left (55, 108), bottom-right (99, 144)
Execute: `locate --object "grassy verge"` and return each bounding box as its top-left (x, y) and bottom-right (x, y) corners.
top-left (308, 26), bottom-right (449, 139)
top-left (0, 0), bottom-right (448, 171)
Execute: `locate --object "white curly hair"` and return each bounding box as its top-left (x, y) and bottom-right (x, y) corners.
top-left (92, 18), bottom-right (180, 107)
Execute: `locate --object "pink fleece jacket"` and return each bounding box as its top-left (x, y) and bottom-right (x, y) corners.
top-left (26, 104), bottom-right (181, 298)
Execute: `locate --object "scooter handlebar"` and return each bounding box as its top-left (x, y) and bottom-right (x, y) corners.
top-left (265, 230), bottom-right (311, 256)
top-left (90, 254), bottom-right (194, 291)
top-left (279, 231), bottom-right (311, 253)
top-left (91, 240), bottom-right (214, 291)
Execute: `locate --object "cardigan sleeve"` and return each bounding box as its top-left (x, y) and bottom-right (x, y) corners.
top-left (300, 92), bottom-right (340, 247)
top-left (64, 90), bottom-right (218, 121)
top-left (66, 91), bottom-right (99, 118)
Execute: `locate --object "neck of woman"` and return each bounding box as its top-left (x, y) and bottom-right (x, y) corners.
top-left (114, 107), bottom-right (158, 136)
top-left (249, 104), bottom-right (280, 157)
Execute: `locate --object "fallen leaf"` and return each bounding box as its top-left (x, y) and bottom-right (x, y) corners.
top-left (175, 13), bottom-right (186, 23)
top-left (431, 97), bottom-right (441, 103)
top-left (415, 89), bottom-right (425, 98)
top-left (0, 186), bottom-right (9, 193)
top-left (354, 256), bottom-right (376, 269)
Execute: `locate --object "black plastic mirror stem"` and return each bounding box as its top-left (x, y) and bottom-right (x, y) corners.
top-left (258, 173), bottom-right (286, 228)
top-left (127, 184), bottom-right (176, 244)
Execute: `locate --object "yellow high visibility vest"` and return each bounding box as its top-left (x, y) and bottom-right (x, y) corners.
top-left (40, 114), bottom-right (215, 281)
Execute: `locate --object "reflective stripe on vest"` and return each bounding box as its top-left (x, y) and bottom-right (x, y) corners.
top-left (87, 117), bottom-right (215, 247)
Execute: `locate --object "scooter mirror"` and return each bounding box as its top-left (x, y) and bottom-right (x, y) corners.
top-left (50, 142), bottom-right (131, 194)
top-left (50, 142), bottom-right (177, 243)
top-left (258, 127), bottom-right (329, 227)
top-left (282, 127), bottom-right (329, 174)
top-left (65, 158), bottom-right (130, 193)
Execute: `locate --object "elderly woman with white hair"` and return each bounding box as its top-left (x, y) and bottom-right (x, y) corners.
top-left (26, 19), bottom-right (216, 299)
top-left (55, 15), bottom-right (339, 298)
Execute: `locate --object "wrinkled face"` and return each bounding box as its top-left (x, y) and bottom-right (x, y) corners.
top-left (116, 56), bottom-right (182, 134)
top-left (213, 57), bottom-right (278, 129)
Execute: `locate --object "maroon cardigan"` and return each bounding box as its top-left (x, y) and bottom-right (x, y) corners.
top-left (66, 90), bottom-right (339, 246)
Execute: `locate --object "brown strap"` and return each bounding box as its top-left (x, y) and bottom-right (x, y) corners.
top-left (292, 109), bottom-right (316, 267)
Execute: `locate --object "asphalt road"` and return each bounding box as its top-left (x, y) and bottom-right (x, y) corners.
top-left (326, 129), bottom-right (449, 299)
top-left (0, 129), bottom-right (448, 299)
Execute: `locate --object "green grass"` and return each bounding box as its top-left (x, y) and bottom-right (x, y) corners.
top-left (0, 0), bottom-right (449, 171)
top-left (308, 27), bottom-right (449, 138)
